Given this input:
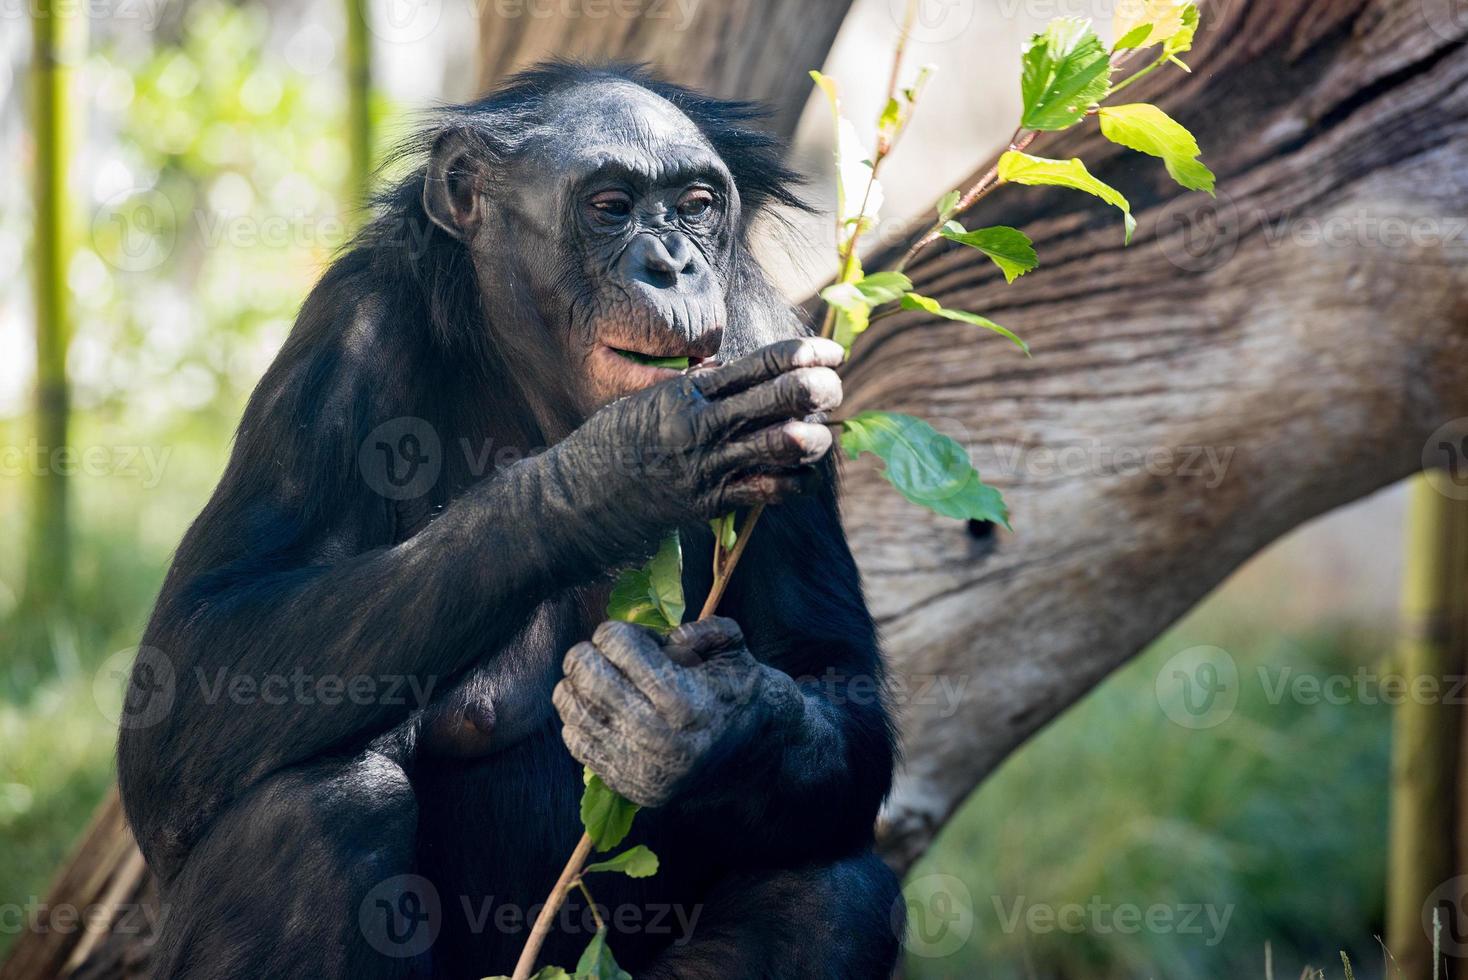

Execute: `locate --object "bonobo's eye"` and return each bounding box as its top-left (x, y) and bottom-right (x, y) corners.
top-left (677, 187), bottom-right (717, 223)
top-left (587, 189), bottom-right (633, 226)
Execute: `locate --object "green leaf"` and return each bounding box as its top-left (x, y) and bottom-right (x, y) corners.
top-left (936, 189), bottom-right (961, 220)
top-left (1112, 23), bottom-right (1153, 50)
top-left (1098, 103), bottom-right (1214, 194)
top-left (840, 412), bottom-right (1011, 528)
top-left (997, 150), bottom-right (1135, 244)
top-left (574, 929), bottom-right (632, 980)
top-left (939, 223), bottom-right (1038, 283)
top-left (605, 566), bottom-right (667, 630)
top-left (580, 769), bottom-right (639, 851)
top-left (1020, 17), bottom-right (1111, 131)
top-left (878, 96), bottom-right (901, 138)
top-left (1165, 3), bottom-right (1199, 57)
top-left (1112, 0), bottom-right (1192, 51)
top-left (809, 71), bottom-right (847, 223)
top-left (584, 844), bottom-right (660, 879)
top-left (853, 271), bottom-right (914, 306)
top-left (899, 293), bottom-right (1029, 355)
top-left (709, 513), bottom-right (737, 552)
top-left (606, 533), bottom-right (683, 632)
top-left (820, 282), bottom-right (871, 353)
top-left (646, 532), bottom-right (684, 628)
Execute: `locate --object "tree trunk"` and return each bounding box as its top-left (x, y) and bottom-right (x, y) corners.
top-left (476, 0), bottom-right (854, 140)
top-left (854, 0), bottom-right (1468, 873)
top-left (8, 0), bottom-right (1468, 976)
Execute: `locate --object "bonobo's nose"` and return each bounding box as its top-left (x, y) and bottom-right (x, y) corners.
top-left (624, 232), bottom-right (696, 285)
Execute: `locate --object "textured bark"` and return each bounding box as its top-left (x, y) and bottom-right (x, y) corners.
top-left (852, 0), bottom-right (1468, 870)
top-left (476, 0), bottom-right (854, 140)
top-left (9, 1), bottom-right (1468, 976)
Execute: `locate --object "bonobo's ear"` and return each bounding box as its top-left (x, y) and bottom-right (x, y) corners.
top-left (422, 127), bottom-right (486, 240)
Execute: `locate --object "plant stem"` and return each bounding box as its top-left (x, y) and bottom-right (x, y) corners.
top-left (895, 128), bottom-right (1037, 273)
top-left (1106, 52), bottom-right (1166, 98)
top-left (575, 878), bottom-right (605, 932)
top-left (512, 832), bottom-right (595, 980)
top-left (699, 503), bottom-right (766, 620)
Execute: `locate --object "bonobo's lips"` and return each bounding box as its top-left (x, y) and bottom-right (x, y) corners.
top-left (590, 328), bottom-right (723, 397)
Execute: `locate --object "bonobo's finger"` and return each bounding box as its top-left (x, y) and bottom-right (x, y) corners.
top-left (556, 665), bottom-right (668, 754)
top-left (664, 617), bottom-right (746, 667)
top-left (718, 468), bottom-right (820, 509)
top-left (561, 642), bottom-right (666, 740)
top-left (707, 420), bottom-right (833, 475)
top-left (690, 338), bottom-right (844, 400)
top-left (704, 367), bottom-right (842, 439)
top-left (591, 621), bottom-right (698, 729)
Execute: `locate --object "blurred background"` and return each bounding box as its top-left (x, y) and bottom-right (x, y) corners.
top-left (0, 0), bottom-right (1439, 977)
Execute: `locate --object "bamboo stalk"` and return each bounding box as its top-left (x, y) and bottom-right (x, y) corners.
top-left (24, 0), bottom-right (83, 613)
top-left (1386, 477), bottom-right (1468, 977)
top-left (344, 0), bottom-right (373, 224)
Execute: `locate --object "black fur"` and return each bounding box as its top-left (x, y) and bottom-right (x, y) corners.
top-left (118, 62), bottom-right (900, 979)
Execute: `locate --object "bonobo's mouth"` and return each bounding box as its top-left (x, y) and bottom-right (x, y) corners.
top-left (587, 331), bottom-right (722, 404)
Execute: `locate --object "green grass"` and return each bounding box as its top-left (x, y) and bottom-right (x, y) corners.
top-left (906, 605), bottom-right (1395, 980)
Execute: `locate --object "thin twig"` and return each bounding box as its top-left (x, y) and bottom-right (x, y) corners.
top-left (512, 831), bottom-right (595, 980)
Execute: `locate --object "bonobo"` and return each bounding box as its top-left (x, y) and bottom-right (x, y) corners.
top-left (117, 62), bottom-right (901, 979)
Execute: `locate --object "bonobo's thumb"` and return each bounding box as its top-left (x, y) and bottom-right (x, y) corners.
top-left (664, 616), bottom-right (745, 667)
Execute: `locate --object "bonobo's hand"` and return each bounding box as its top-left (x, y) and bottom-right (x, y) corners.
top-left (550, 338), bottom-right (844, 529)
top-left (553, 618), bottom-right (803, 808)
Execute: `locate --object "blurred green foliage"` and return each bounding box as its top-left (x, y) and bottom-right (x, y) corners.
top-left (1, 0), bottom-right (395, 952)
top-left (907, 610), bottom-right (1393, 980)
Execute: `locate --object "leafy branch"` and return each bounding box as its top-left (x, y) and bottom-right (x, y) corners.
top-left (509, 1), bottom-right (1212, 976)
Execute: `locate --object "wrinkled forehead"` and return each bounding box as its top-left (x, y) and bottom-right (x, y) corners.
top-left (518, 81), bottom-right (727, 187)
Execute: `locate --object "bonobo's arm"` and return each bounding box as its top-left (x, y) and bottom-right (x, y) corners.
top-left (555, 479), bottom-right (896, 866)
top-left (118, 334), bottom-right (845, 877)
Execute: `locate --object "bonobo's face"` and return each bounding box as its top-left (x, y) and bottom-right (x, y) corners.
top-left (424, 80), bottom-right (741, 411)
top-left (516, 83), bottom-right (738, 407)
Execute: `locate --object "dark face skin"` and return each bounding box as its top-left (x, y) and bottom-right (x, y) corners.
top-left (427, 82), bottom-right (740, 409)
